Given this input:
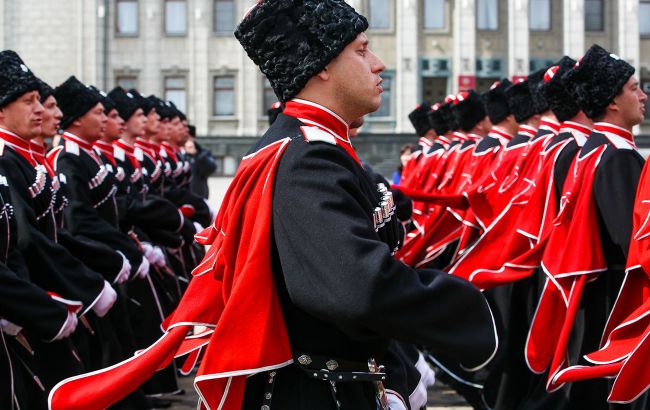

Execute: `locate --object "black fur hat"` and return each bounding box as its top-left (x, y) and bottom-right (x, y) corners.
top-left (36, 78), bottom-right (54, 103)
top-left (54, 76), bottom-right (103, 130)
top-left (562, 44), bottom-right (635, 119)
top-left (540, 56), bottom-right (580, 122)
top-left (505, 80), bottom-right (536, 123)
top-left (429, 104), bottom-right (450, 135)
top-left (483, 79), bottom-right (512, 124)
top-left (267, 101), bottom-right (283, 126)
top-left (147, 95), bottom-right (170, 119)
top-left (527, 67), bottom-right (550, 114)
top-left (129, 89), bottom-right (155, 115)
top-left (87, 86), bottom-right (115, 114)
top-left (108, 87), bottom-right (140, 121)
top-left (439, 101), bottom-right (458, 131)
top-left (234, 0), bottom-right (368, 102)
top-left (452, 90), bottom-right (486, 132)
top-left (0, 50), bottom-right (40, 108)
top-left (408, 103), bottom-right (433, 136)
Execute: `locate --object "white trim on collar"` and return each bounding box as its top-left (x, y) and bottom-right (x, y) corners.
top-left (291, 98), bottom-right (350, 133)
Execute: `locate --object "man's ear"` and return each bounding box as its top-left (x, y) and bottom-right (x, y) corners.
top-left (316, 67), bottom-right (329, 81)
top-left (608, 98), bottom-right (620, 113)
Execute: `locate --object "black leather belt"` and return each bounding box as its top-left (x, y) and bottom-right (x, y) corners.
top-left (293, 352), bottom-right (387, 383)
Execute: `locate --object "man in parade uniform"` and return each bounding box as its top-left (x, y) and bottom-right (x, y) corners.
top-left (0, 50), bottom-right (117, 403)
top-left (48, 1), bottom-right (497, 409)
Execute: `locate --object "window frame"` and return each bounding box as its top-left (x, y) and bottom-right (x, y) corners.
top-left (422, 0), bottom-right (446, 31)
top-left (584, 0), bottom-right (604, 32)
top-left (164, 0), bottom-right (188, 37)
top-left (476, 0), bottom-right (499, 31)
top-left (115, 75), bottom-right (138, 91)
top-left (115, 0), bottom-right (139, 37)
top-left (213, 0), bottom-right (236, 36)
top-left (529, 0), bottom-right (552, 32)
top-left (213, 75), bottom-right (236, 118)
top-left (367, 0), bottom-right (393, 32)
top-left (164, 76), bottom-right (188, 113)
top-left (640, 0), bottom-right (650, 38)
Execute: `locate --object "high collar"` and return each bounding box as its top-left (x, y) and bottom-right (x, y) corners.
top-left (418, 137), bottom-right (433, 148)
top-left (62, 132), bottom-right (94, 151)
top-left (114, 139), bottom-right (135, 154)
top-left (489, 126), bottom-right (514, 144)
top-left (517, 124), bottom-right (538, 139)
top-left (466, 133), bottom-right (483, 142)
top-left (560, 121), bottom-right (592, 147)
top-left (453, 131), bottom-right (467, 142)
top-left (593, 122), bottom-right (636, 150)
top-left (284, 99), bottom-right (351, 145)
top-left (0, 127), bottom-right (37, 166)
top-left (539, 117), bottom-right (561, 135)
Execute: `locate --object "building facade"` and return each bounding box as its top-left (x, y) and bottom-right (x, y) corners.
top-left (1, 0), bottom-right (650, 173)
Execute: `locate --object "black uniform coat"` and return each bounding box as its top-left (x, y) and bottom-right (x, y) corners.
top-left (241, 100), bottom-right (498, 410)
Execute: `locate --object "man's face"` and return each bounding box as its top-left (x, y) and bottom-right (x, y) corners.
top-left (613, 76), bottom-right (648, 128)
top-left (146, 110), bottom-right (160, 135)
top-left (41, 95), bottom-right (62, 138)
top-left (0, 90), bottom-right (44, 140)
top-left (74, 102), bottom-right (107, 142)
top-left (326, 33), bottom-right (386, 118)
top-left (105, 109), bottom-right (125, 141)
top-left (158, 118), bottom-right (170, 142)
top-left (126, 108), bottom-right (147, 137)
top-left (169, 117), bottom-right (182, 144)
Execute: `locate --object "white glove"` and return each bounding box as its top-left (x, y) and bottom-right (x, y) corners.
top-left (141, 242), bottom-right (155, 263)
top-left (51, 311), bottom-right (78, 341)
top-left (0, 319), bottom-right (22, 336)
top-left (113, 251), bottom-right (132, 284)
top-left (409, 353), bottom-right (435, 410)
top-left (135, 256), bottom-right (150, 279)
top-left (386, 390), bottom-right (408, 410)
top-left (152, 246), bottom-right (166, 268)
top-left (92, 281), bottom-right (117, 318)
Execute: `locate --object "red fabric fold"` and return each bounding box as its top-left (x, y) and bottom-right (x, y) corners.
top-left (49, 138), bottom-right (294, 410)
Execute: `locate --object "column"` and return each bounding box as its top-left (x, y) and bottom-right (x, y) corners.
top-left (453, 0), bottom-right (476, 92)
top-left (617, 0), bottom-right (639, 74)
top-left (238, 0), bottom-right (260, 137)
top-left (141, 0), bottom-right (162, 95)
top-left (188, 0), bottom-right (211, 135)
top-left (0, 0), bottom-right (5, 49)
top-left (395, 0), bottom-right (419, 133)
top-left (563, 0), bottom-right (584, 57)
top-left (508, 0), bottom-right (529, 79)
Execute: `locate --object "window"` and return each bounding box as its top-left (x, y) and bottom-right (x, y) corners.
top-left (585, 0), bottom-right (603, 31)
top-left (477, 0), bottom-right (498, 30)
top-left (262, 78), bottom-right (277, 116)
top-left (529, 0), bottom-right (550, 31)
top-left (116, 0), bottom-right (138, 35)
top-left (116, 76), bottom-right (137, 91)
top-left (213, 76), bottom-right (235, 116)
top-left (423, 0), bottom-right (445, 29)
top-left (214, 0), bottom-right (236, 34)
top-left (369, 0), bottom-right (390, 29)
top-left (641, 1), bottom-right (650, 37)
top-left (370, 73), bottom-right (393, 118)
top-left (165, 0), bottom-right (187, 35)
top-left (164, 77), bottom-right (187, 113)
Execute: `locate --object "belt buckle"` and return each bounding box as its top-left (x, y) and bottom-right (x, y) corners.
top-left (368, 358), bottom-right (388, 410)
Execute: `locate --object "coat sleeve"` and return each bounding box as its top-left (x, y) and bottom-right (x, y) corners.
top-left (57, 230), bottom-right (123, 282)
top-left (57, 154), bottom-right (143, 267)
top-left (0, 174), bottom-right (106, 309)
top-left (272, 142), bottom-right (497, 370)
top-left (593, 148), bottom-right (645, 263)
top-left (553, 143), bottom-right (579, 203)
top-left (0, 259), bottom-right (69, 340)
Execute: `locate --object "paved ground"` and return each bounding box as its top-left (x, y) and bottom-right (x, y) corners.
top-left (167, 372), bottom-right (470, 409)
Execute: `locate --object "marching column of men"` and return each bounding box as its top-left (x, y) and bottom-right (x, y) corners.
top-left (398, 44), bottom-right (650, 409)
top-left (0, 50), bottom-right (209, 409)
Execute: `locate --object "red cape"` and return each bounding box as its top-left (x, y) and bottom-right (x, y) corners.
top-left (49, 138), bottom-right (294, 410)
